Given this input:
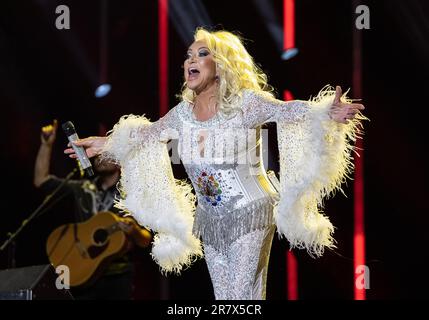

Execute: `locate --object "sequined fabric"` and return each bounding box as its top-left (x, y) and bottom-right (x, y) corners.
top-left (171, 90), bottom-right (308, 240)
top-left (204, 226), bottom-right (275, 300)
top-left (157, 89), bottom-right (309, 298)
top-left (104, 86), bottom-right (363, 285)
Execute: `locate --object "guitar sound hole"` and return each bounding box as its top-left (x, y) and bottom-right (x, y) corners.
top-left (93, 229), bottom-right (108, 245)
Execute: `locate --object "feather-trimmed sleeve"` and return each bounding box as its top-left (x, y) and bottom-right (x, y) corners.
top-left (243, 87), bottom-right (367, 257)
top-left (102, 105), bottom-right (202, 274)
top-left (102, 108), bottom-right (178, 162)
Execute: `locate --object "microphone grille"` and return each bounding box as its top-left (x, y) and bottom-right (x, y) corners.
top-left (62, 121), bottom-right (76, 136)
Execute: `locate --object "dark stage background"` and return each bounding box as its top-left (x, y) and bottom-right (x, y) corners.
top-left (0, 0), bottom-right (428, 299)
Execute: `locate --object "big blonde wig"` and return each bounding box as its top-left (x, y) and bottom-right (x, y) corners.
top-left (180, 28), bottom-right (274, 116)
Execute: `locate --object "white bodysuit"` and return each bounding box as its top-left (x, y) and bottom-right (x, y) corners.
top-left (102, 88), bottom-right (364, 299)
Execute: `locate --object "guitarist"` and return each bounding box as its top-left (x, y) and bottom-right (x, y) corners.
top-left (34, 120), bottom-right (152, 300)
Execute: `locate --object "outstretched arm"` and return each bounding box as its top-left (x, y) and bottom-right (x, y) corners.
top-left (64, 136), bottom-right (107, 159)
top-left (241, 89), bottom-right (309, 127)
top-left (64, 107), bottom-right (179, 161)
top-left (242, 86), bottom-right (364, 127)
top-left (63, 106), bottom-right (202, 273)
top-left (273, 85), bottom-right (367, 257)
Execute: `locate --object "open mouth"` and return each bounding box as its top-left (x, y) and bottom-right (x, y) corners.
top-left (188, 67), bottom-right (200, 80)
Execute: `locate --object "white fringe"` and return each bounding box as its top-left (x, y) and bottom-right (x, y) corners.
top-left (102, 115), bottom-right (202, 274)
top-left (193, 198), bottom-right (275, 253)
top-left (275, 86), bottom-right (368, 257)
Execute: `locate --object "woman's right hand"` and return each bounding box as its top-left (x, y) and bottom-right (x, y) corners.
top-left (64, 136), bottom-right (107, 159)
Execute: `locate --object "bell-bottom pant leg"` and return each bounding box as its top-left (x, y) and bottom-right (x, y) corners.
top-left (204, 225), bottom-right (275, 300)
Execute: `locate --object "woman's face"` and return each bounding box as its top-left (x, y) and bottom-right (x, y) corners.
top-left (184, 40), bottom-right (217, 94)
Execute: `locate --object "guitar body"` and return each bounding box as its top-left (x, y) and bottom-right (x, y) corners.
top-left (46, 211), bottom-right (129, 287)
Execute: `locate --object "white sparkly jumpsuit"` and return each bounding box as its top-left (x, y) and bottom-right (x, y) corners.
top-left (103, 87), bottom-right (362, 300)
top-left (158, 89), bottom-right (308, 299)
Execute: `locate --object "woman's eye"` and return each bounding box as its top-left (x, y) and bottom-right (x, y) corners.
top-left (184, 50), bottom-right (209, 60)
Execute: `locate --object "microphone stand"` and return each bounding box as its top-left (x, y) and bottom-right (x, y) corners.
top-left (0, 168), bottom-right (79, 260)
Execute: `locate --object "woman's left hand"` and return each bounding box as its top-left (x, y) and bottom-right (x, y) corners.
top-left (329, 86), bottom-right (365, 124)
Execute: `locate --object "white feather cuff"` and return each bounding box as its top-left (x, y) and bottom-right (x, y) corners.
top-left (275, 86), bottom-right (367, 257)
top-left (102, 115), bottom-right (202, 274)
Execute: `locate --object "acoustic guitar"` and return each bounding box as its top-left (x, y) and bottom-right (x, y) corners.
top-left (46, 211), bottom-right (147, 287)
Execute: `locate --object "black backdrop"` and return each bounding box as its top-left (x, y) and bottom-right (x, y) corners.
top-left (0, 0), bottom-right (428, 299)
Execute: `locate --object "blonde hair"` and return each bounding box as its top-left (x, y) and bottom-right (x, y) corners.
top-left (180, 28), bottom-right (274, 116)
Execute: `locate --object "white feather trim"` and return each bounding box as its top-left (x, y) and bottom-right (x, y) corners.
top-left (102, 115), bottom-right (202, 274)
top-left (275, 86), bottom-right (368, 257)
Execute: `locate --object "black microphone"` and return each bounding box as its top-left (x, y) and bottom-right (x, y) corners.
top-left (62, 121), bottom-right (94, 177)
